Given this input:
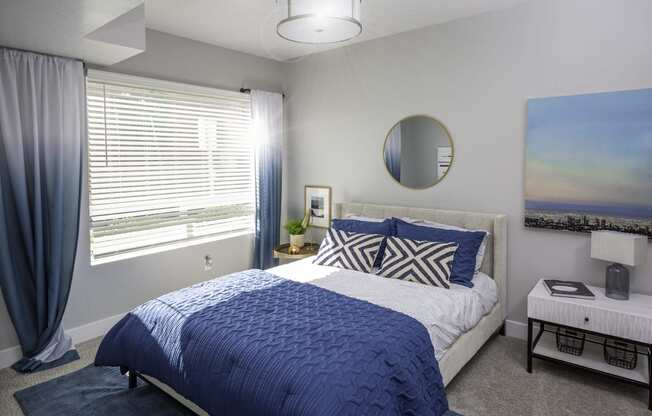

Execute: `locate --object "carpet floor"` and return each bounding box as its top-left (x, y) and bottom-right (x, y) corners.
top-left (0, 335), bottom-right (649, 415)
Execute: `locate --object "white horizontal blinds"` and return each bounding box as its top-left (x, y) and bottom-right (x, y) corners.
top-left (87, 75), bottom-right (254, 263)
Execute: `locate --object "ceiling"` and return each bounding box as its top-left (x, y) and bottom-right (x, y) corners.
top-left (145, 0), bottom-right (529, 62)
top-left (0, 0), bottom-right (529, 65)
top-left (0, 0), bottom-right (145, 65)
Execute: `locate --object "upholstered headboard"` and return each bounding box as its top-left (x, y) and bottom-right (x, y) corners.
top-left (336, 202), bottom-right (508, 317)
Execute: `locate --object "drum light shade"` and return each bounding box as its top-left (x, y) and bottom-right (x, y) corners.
top-left (277, 0), bottom-right (362, 44)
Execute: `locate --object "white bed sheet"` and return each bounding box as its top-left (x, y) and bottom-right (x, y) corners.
top-left (267, 257), bottom-right (498, 359)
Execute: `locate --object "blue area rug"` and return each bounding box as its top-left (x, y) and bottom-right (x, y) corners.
top-left (14, 365), bottom-right (193, 416)
top-left (14, 364), bottom-right (464, 416)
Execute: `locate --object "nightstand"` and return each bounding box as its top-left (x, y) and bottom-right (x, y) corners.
top-left (273, 243), bottom-right (319, 262)
top-left (527, 279), bottom-right (652, 410)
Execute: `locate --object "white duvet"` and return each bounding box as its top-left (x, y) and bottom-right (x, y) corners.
top-left (268, 257), bottom-right (498, 360)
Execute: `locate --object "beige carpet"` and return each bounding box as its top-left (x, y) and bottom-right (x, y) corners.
top-left (447, 336), bottom-right (649, 416)
top-left (0, 336), bottom-right (648, 415)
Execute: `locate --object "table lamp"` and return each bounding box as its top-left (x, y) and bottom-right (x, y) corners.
top-left (590, 231), bottom-right (647, 300)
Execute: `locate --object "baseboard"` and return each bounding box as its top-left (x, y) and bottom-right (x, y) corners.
top-left (0, 345), bottom-right (22, 371)
top-left (0, 312), bottom-right (125, 370)
top-left (67, 313), bottom-right (125, 345)
top-left (505, 319), bottom-right (528, 340)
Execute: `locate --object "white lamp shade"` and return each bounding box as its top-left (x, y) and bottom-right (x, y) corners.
top-left (590, 231), bottom-right (648, 266)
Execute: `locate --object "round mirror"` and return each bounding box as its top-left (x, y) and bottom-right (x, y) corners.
top-left (383, 115), bottom-right (454, 189)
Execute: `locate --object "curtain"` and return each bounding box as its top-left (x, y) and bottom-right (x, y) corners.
top-left (384, 124), bottom-right (402, 181)
top-left (252, 90), bottom-right (283, 269)
top-left (0, 48), bottom-right (84, 372)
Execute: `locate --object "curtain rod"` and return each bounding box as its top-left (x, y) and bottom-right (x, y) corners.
top-left (1, 46), bottom-right (277, 97)
top-left (0, 45), bottom-right (84, 63)
top-left (240, 88), bottom-right (286, 98)
top-left (1, 45), bottom-right (87, 75)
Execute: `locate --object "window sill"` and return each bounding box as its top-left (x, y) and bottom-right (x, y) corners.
top-left (90, 230), bottom-right (254, 266)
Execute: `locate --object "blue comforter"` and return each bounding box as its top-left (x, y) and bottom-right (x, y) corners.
top-left (95, 270), bottom-right (451, 416)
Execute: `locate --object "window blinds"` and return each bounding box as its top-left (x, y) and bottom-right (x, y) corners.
top-left (86, 72), bottom-right (255, 264)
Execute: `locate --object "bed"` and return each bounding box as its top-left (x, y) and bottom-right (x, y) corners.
top-left (94, 202), bottom-right (507, 415)
top-left (331, 203), bottom-right (508, 385)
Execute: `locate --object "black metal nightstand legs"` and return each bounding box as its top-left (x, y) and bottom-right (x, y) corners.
top-left (527, 318), bottom-right (651, 410)
top-left (527, 318), bottom-right (533, 373)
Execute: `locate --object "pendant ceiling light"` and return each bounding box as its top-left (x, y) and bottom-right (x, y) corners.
top-left (276, 0), bottom-right (362, 44)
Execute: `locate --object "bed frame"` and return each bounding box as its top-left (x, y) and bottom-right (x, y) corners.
top-left (127, 202), bottom-right (508, 412)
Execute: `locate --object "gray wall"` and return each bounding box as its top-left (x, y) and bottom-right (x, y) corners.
top-left (0, 29), bottom-right (285, 351)
top-left (284, 0), bottom-right (652, 326)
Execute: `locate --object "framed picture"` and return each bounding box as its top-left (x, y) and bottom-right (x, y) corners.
top-left (524, 88), bottom-right (652, 238)
top-left (304, 185), bottom-right (332, 228)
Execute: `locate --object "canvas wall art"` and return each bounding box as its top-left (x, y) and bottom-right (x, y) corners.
top-left (524, 88), bottom-right (652, 238)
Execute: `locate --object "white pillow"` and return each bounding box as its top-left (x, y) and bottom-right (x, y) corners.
top-left (399, 217), bottom-right (490, 274)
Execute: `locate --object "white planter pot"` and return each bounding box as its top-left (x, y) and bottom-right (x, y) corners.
top-left (290, 234), bottom-right (305, 248)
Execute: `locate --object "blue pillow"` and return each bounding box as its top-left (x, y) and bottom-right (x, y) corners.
top-left (393, 218), bottom-right (485, 288)
top-left (331, 218), bottom-right (394, 268)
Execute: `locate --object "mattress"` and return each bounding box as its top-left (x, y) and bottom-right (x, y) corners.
top-left (268, 256), bottom-right (498, 360)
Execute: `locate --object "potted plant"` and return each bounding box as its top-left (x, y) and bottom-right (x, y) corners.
top-left (285, 211), bottom-right (311, 250)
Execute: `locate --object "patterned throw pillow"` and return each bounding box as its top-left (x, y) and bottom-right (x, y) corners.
top-left (313, 229), bottom-right (385, 273)
top-left (378, 236), bottom-right (458, 289)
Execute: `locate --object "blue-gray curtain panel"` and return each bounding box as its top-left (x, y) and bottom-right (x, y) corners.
top-left (252, 90), bottom-right (283, 269)
top-left (0, 48), bottom-right (84, 372)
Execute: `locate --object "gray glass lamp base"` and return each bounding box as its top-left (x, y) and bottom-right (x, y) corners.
top-left (605, 263), bottom-right (629, 300)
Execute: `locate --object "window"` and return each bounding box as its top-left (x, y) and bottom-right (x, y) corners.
top-left (86, 71), bottom-right (255, 264)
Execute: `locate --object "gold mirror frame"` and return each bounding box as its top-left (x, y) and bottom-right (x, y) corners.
top-left (382, 115), bottom-right (455, 190)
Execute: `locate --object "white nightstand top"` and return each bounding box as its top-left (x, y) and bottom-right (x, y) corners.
top-left (529, 279), bottom-right (652, 319)
top-left (528, 279), bottom-right (652, 344)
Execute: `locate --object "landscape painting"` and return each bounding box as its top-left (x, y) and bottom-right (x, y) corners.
top-left (524, 88), bottom-right (652, 238)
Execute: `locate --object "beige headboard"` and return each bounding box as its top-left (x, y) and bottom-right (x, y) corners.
top-left (336, 202), bottom-right (507, 318)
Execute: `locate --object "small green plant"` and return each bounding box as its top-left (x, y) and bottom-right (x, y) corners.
top-left (284, 211), bottom-right (311, 235)
top-left (285, 219), bottom-right (306, 235)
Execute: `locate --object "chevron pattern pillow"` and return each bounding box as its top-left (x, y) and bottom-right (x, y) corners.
top-left (378, 236), bottom-right (459, 288)
top-left (313, 229), bottom-right (385, 273)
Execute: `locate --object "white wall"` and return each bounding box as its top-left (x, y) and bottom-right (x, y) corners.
top-left (0, 30), bottom-right (285, 352)
top-left (284, 0), bottom-right (652, 326)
